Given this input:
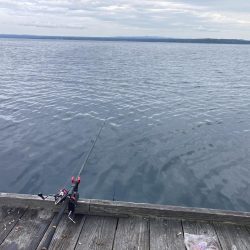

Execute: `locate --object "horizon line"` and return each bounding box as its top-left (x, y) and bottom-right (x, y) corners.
top-left (1, 34), bottom-right (250, 45)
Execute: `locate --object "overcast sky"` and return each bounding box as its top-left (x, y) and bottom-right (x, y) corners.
top-left (0, 0), bottom-right (250, 39)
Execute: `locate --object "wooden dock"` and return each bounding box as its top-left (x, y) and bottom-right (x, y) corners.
top-left (0, 193), bottom-right (250, 249)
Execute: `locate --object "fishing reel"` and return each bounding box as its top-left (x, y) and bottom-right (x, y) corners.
top-left (53, 188), bottom-right (68, 205)
top-left (38, 188), bottom-right (69, 205)
top-left (38, 176), bottom-right (80, 223)
top-left (68, 176), bottom-right (80, 222)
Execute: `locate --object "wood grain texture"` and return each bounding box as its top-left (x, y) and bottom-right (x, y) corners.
top-left (246, 225), bottom-right (250, 235)
top-left (2, 193), bottom-right (250, 225)
top-left (150, 218), bottom-right (185, 250)
top-left (49, 214), bottom-right (85, 250)
top-left (182, 220), bottom-right (218, 236)
top-left (37, 214), bottom-right (85, 250)
top-left (36, 215), bottom-right (57, 250)
top-left (113, 217), bottom-right (149, 250)
top-left (0, 208), bottom-right (54, 250)
top-left (0, 193), bottom-right (90, 214)
top-left (75, 215), bottom-right (117, 250)
top-left (213, 222), bottom-right (250, 250)
top-left (89, 199), bottom-right (250, 225)
top-left (0, 207), bottom-right (26, 245)
top-left (2, 193), bottom-right (250, 250)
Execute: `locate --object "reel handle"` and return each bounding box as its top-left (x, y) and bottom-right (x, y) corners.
top-left (38, 193), bottom-right (45, 200)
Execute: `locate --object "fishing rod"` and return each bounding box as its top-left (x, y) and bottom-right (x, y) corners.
top-left (38, 120), bottom-right (106, 250)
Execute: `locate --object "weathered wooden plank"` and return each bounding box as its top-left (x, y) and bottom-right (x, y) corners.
top-left (0, 208), bottom-right (54, 250)
top-left (37, 214), bottom-right (85, 250)
top-left (246, 225), bottom-right (250, 235)
top-left (0, 207), bottom-right (26, 245)
top-left (75, 215), bottom-right (117, 250)
top-left (2, 193), bottom-right (250, 225)
top-left (213, 222), bottom-right (250, 250)
top-left (113, 217), bottom-right (149, 250)
top-left (49, 215), bottom-right (85, 250)
top-left (36, 215), bottom-right (57, 250)
top-left (0, 193), bottom-right (90, 214)
top-left (89, 199), bottom-right (250, 225)
top-left (182, 220), bottom-right (217, 236)
top-left (150, 218), bottom-right (185, 250)
top-left (182, 220), bottom-right (221, 249)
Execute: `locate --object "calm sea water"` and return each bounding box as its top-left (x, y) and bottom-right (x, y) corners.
top-left (0, 39), bottom-right (250, 211)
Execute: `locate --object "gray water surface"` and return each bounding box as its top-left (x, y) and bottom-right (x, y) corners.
top-left (0, 39), bottom-right (250, 211)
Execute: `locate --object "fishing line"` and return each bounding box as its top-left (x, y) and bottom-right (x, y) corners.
top-left (76, 119), bottom-right (106, 178)
top-left (39, 118), bottom-right (106, 250)
top-left (61, 119), bottom-right (106, 189)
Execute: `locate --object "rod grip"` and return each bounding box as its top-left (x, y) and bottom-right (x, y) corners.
top-left (41, 201), bottom-right (68, 249)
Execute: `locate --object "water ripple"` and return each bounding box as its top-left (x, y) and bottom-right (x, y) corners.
top-left (0, 39), bottom-right (250, 211)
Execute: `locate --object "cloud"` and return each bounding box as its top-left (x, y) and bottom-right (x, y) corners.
top-left (21, 22), bottom-right (85, 30)
top-left (0, 0), bottom-right (250, 38)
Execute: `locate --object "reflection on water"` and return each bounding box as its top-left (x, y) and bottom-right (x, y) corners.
top-left (0, 39), bottom-right (250, 211)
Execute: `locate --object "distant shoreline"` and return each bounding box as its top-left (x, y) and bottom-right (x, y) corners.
top-left (1, 34), bottom-right (250, 45)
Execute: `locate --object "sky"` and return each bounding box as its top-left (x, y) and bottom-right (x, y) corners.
top-left (0, 0), bottom-right (250, 39)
